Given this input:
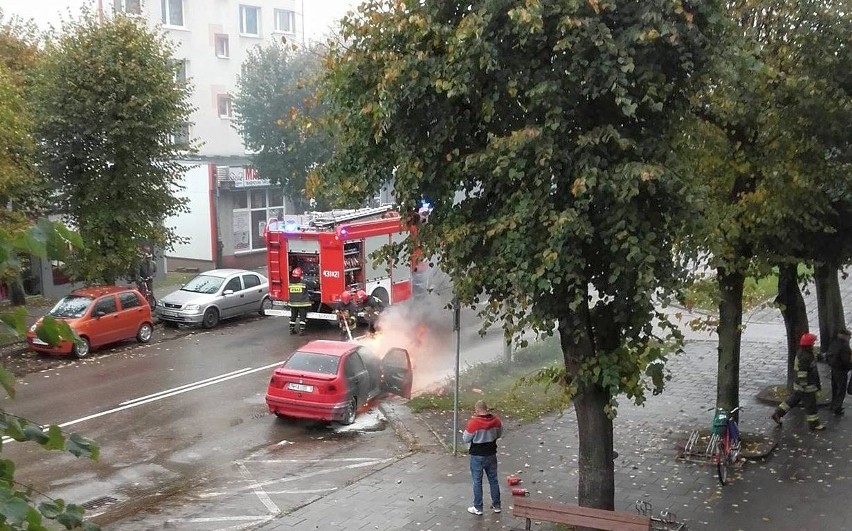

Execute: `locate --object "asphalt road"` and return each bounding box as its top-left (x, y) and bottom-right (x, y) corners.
top-left (2, 300), bottom-right (506, 529)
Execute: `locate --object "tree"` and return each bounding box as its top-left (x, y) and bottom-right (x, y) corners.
top-left (318, 0), bottom-right (721, 510)
top-left (32, 13), bottom-right (193, 284)
top-left (0, 12), bottom-right (54, 304)
top-left (233, 41), bottom-right (332, 213)
top-left (681, 0), bottom-right (852, 400)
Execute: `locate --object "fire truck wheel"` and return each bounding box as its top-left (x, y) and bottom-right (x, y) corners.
top-left (371, 288), bottom-right (389, 306)
top-left (202, 308), bottom-right (220, 329)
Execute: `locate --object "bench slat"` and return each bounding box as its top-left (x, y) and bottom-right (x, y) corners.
top-left (513, 498), bottom-right (650, 531)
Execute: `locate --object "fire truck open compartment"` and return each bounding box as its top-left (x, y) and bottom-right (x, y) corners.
top-left (264, 207), bottom-right (414, 322)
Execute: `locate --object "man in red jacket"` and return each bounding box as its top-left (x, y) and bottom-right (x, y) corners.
top-left (462, 400), bottom-right (503, 515)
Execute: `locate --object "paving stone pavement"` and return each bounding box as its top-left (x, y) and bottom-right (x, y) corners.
top-left (260, 274), bottom-right (852, 531)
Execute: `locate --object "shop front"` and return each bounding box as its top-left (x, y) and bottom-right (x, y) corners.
top-left (215, 165), bottom-right (294, 270)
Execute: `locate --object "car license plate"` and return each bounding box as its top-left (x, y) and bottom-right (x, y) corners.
top-left (160, 310), bottom-right (177, 317)
top-left (32, 338), bottom-right (48, 346)
top-left (287, 383), bottom-right (314, 392)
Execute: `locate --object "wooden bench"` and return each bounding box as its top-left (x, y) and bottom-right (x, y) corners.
top-left (513, 497), bottom-right (652, 531)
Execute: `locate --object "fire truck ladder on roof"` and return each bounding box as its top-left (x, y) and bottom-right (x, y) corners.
top-left (309, 205), bottom-right (395, 229)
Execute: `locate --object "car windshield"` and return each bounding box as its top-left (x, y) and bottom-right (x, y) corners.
top-left (49, 295), bottom-right (92, 318)
top-left (181, 274), bottom-right (224, 294)
top-left (284, 351), bottom-right (341, 375)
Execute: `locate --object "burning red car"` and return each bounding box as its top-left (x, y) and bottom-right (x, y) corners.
top-left (265, 339), bottom-right (413, 425)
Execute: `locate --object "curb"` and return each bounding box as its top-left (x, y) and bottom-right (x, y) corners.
top-left (378, 399), bottom-right (452, 454)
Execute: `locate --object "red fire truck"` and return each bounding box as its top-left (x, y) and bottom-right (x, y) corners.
top-left (264, 206), bottom-right (415, 321)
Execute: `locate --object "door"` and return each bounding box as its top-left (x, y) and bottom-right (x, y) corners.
top-left (219, 275), bottom-right (244, 318)
top-left (344, 351), bottom-right (372, 403)
top-left (381, 347), bottom-right (413, 399)
top-left (89, 294), bottom-right (120, 346)
top-left (117, 291), bottom-right (146, 340)
top-left (241, 273), bottom-right (264, 313)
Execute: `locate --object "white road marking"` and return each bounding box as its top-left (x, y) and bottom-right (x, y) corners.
top-left (54, 361), bottom-right (283, 430)
top-left (167, 516), bottom-right (271, 523)
top-left (3, 361), bottom-right (284, 444)
top-left (236, 461), bottom-right (280, 515)
top-left (246, 457), bottom-right (381, 464)
top-left (235, 457), bottom-right (396, 491)
top-left (216, 518), bottom-right (275, 531)
top-left (119, 367), bottom-right (255, 405)
top-left (200, 487), bottom-right (336, 498)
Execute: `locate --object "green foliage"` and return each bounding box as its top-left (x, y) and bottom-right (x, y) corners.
top-left (320, 0), bottom-right (722, 408)
top-left (408, 337), bottom-right (566, 421)
top-left (32, 13), bottom-right (193, 284)
top-left (0, 220), bottom-right (99, 530)
top-left (683, 274), bottom-right (778, 313)
top-left (233, 41), bottom-right (332, 212)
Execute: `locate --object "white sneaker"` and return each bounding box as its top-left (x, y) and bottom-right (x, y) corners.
top-left (492, 506), bottom-right (502, 513)
top-left (467, 506), bottom-right (483, 515)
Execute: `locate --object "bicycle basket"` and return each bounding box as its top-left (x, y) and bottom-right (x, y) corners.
top-left (711, 408), bottom-right (728, 435)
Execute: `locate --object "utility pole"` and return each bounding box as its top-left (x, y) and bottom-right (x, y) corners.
top-left (97, 0), bottom-right (104, 23)
top-left (452, 297), bottom-right (461, 456)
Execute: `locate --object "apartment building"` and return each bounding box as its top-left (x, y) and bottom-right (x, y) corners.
top-left (113, 0), bottom-right (305, 270)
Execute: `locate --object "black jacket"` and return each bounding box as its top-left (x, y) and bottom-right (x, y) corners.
top-left (827, 337), bottom-right (852, 370)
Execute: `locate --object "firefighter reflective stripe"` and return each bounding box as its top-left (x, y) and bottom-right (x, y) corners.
top-left (288, 283), bottom-right (311, 307)
top-left (779, 402), bottom-right (791, 412)
top-left (796, 371), bottom-right (808, 378)
top-left (806, 414), bottom-right (820, 422)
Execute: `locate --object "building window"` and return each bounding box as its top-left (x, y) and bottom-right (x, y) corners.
top-left (217, 95), bottom-right (233, 119)
top-left (118, 0), bottom-right (142, 14)
top-left (232, 188), bottom-right (286, 252)
top-left (161, 0), bottom-right (184, 27)
top-left (174, 60), bottom-right (187, 82)
top-left (239, 5), bottom-right (260, 36)
top-left (274, 9), bottom-right (296, 33)
top-left (173, 122), bottom-right (190, 146)
top-left (214, 34), bottom-right (230, 58)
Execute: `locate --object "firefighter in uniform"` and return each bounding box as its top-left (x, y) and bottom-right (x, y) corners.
top-left (288, 267), bottom-right (311, 335)
top-left (355, 290), bottom-right (385, 335)
top-left (772, 332), bottom-right (826, 431)
top-left (335, 291), bottom-right (357, 339)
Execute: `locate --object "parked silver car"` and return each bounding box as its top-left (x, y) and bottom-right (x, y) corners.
top-left (156, 269), bottom-right (272, 329)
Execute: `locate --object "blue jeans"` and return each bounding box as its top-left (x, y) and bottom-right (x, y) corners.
top-left (470, 454), bottom-right (500, 511)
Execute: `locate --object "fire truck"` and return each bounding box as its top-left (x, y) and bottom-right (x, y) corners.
top-left (264, 206), bottom-right (415, 321)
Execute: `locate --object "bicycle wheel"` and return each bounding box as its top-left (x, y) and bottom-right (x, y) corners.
top-left (716, 432), bottom-right (730, 486)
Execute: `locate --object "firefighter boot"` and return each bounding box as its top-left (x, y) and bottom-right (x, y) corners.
top-left (809, 420), bottom-right (826, 432)
top-left (771, 411), bottom-right (782, 425)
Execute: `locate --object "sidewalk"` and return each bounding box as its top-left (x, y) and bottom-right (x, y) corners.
top-left (258, 277), bottom-right (852, 531)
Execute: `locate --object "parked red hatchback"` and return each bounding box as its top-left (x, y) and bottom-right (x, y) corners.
top-left (26, 286), bottom-right (154, 358)
top-left (265, 340), bottom-right (413, 425)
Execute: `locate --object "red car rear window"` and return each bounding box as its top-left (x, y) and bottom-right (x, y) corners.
top-left (284, 351), bottom-right (341, 375)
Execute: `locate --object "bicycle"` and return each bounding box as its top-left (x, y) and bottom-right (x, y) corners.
top-left (136, 276), bottom-right (156, 310)
top-left (709, 406), bottom-right (741, 486)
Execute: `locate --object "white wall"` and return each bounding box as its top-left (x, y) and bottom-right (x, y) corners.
top-left (165, 163), bottom-right (213, 261)
top-left (140, 0), bottom-right (303, 158)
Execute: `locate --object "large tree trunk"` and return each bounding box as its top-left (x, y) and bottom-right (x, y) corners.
top-left (716, 267), bottom-right (744, 417)
top-left (814, 263), bottom-right (846, 353)
top-left (574, 383), bottom-right (615, 511)
top-left (776, 264), bottom-right (809, 391)
top-left (559, 303), bottom-right (615, 512)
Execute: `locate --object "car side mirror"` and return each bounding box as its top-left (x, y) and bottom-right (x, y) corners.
top-left (223, 289), bottom-right (234, 296)
top-left (94, 310), bottom-right (106, 317)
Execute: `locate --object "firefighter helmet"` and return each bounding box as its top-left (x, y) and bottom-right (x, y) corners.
top-left (355, 290), bottom-right (368, 303)
top-left (340, 291), bottom-right (352, 304)
top-left (291, 267), bottom-right (303, 279)
top-left (800, 332), bottom-right (817, 347)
